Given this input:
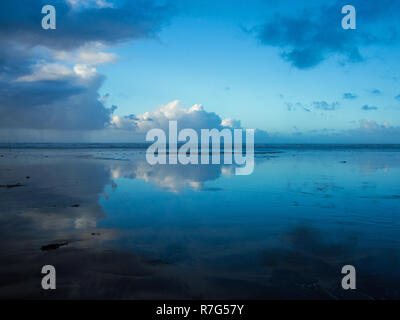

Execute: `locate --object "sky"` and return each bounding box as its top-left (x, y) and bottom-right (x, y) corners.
top-left (1, 0), bottom-right (400, 143)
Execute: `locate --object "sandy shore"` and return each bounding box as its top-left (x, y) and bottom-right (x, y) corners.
top-left (1, 148), bottom-right (400, 299)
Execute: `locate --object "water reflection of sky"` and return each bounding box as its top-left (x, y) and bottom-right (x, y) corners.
top-left (0, 148), bottom-right (400, 299)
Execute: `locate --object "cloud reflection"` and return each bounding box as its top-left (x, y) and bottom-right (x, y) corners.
top-left (110, 158), bottom-right (236, 193)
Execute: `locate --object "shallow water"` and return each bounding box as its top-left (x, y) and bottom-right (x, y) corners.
top-left (0, 146), bottom-right (399, 299)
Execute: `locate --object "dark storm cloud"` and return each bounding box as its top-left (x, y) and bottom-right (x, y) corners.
top-left (0, 47), bottom-right (115, 130)
top-left (256, 0), bottom-right (400, 68)
top-left (0, 76), bottom-right (115, 130)
top-left (0, 0), bottom-right (173, 50)
top-left (0, 0), bottom-right (173, 131)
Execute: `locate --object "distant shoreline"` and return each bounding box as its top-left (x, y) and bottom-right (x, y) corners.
top-left (1, 143), bottom-right (400, 150)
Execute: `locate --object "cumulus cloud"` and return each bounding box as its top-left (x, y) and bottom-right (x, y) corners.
top-left (73, 64), bottom-right (98, 79)
top-left (221, 118), bottom-right (241, 129)
top-left (359, 120), bottom-right (389, 130)
top-left (15, 63), bottom-right (74, 82)
top-left (14, 62), bottom-right (98, 83)
top-left (256, 0), bottom-right (400, 68)
top-left (53, 43), bottom-right (118, 65)
top-left (286, 101), bottom-right (338, 112)
top-left (370, 89), bottom-right (382, 95)
top-left (285, 102), bottom-right (305, 112)
top-left (343, 93), bottom-right (357, 100)
top-left (0, 0), bottom-right (173, 132)
top-left (262, 119), bottom-right (400, 144)
top-left (312, 101), bottom-right (339, 111)
top-left (108, 100), bottom-right (271, 143)
top-left (350, 119), bottom-right (400, 141)
top-left (110, 100), bottom-right (236, 133)
top-left (285, 102), bottom-right (309, 112)
top-left (361, 105), bottom-right (378, 111)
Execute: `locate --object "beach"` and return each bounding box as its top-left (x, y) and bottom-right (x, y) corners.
top-left (0, 145), bottom-right (400, 299)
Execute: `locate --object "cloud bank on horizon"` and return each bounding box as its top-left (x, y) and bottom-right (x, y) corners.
top-left (0, 0), bottom-right (399, 143)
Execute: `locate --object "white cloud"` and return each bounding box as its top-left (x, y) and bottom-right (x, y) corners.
top-left (221, 118), bottom-right (241, 129)
top-left (110, 161), bottom-right (225, 193)
top-left (110, 100), bottom-right (224, 132)
top-left (54, 43), bottom-right (117, 66)
top-left (67, 0), bottom-right (114, 9)
top-left (360, 119), bottom-right (390, 131)
top-left (16, 62), bottom-right (98, 82)
top-left (73, 64), bottom-right (97, 79)
top-left (16, 63), bottom-right (73, 82)
top-left (77, 50), bottom-right (116, 65)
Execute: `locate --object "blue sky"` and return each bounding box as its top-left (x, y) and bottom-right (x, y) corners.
top-left (99, 11), bottom-right (400, 133)
top-left (1, 0), bottom-right (400, 142)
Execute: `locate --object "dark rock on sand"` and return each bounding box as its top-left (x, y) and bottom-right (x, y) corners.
top-left (71, 204), bottom-right (80, 207)
top-left (0, 183), bottom-right (24, 188)
top-left (41, 242), bottom-right (68, 251)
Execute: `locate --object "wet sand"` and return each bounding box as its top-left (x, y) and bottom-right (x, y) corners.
top-left (0, 147), bottom-right (400, 299)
